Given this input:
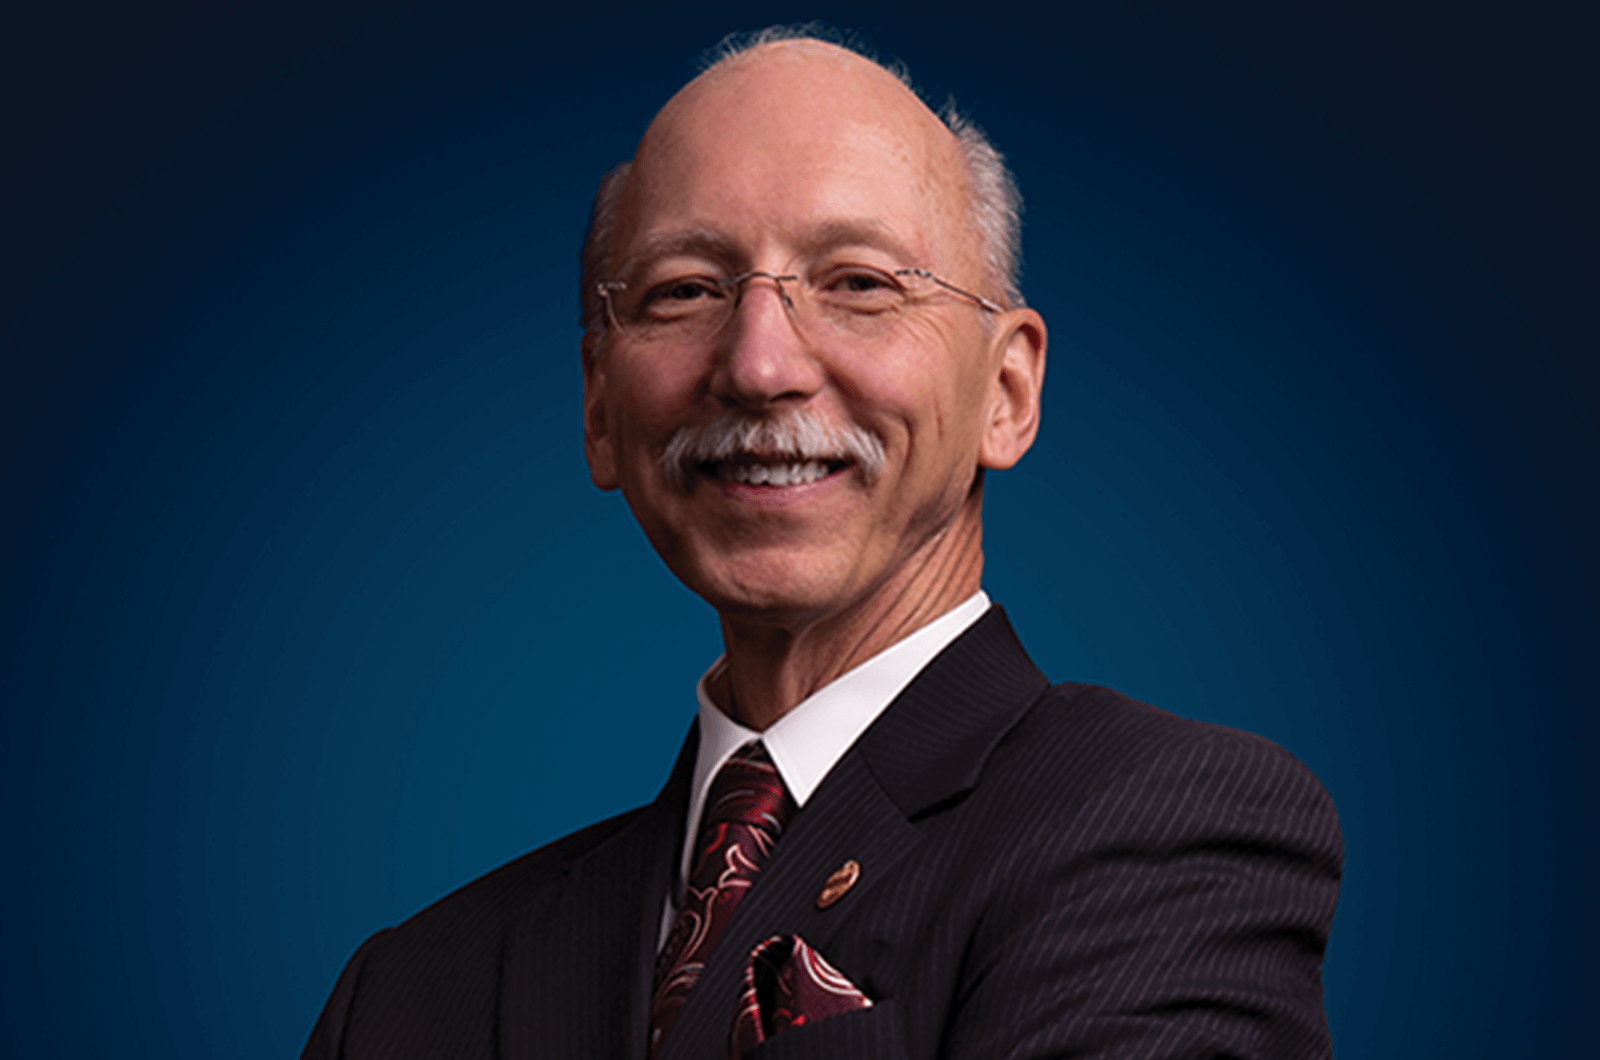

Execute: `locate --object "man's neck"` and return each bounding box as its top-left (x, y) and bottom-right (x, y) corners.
top-left (711, 510), bottom-right (984, 731)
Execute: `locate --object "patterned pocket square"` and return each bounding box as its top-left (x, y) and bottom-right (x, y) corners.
top-left (730, 934), bottom-right (873, 1058)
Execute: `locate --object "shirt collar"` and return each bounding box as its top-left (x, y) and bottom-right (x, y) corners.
top-left (683, 591), bottom-right (991, 881)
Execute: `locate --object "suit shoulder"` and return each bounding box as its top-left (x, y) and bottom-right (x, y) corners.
top-left (1026, 681), bottom-right (1328, 777)
top-left (1001, 682), bottom-right (1340, 851)
top-left (301, 806), bottom-right (653, 1060)
top-left (368, 804), bottom-right (647, 959)
top-left (939, 684), bottom-right (1341, 1059)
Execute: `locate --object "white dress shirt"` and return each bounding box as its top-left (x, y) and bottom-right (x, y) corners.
top-left (659, 591), bottom-right (991, 947)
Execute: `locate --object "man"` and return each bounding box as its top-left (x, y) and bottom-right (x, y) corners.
top-left (302, 30), bottom-right (1341, 1060)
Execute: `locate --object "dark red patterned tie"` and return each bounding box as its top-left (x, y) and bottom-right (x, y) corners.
top-left (650, 742), bottom-right (792, 1059)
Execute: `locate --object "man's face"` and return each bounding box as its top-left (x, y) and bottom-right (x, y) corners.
top-left (583, 44), bottom-right (1036, 628)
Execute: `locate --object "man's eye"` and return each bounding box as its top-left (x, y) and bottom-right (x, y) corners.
top-left (638, 278), bottom-right (725, 319)
top-left (830, 270), bottom-right (895, 293)
top-left (661, 280), bottom-right (719, 301)
top-left (819, 268), bottom-right (904, 311)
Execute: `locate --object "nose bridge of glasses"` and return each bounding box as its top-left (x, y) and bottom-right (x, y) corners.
top-left (717, 271), bottom-right (811, 344)
top-left (721, 270), bottom-right (801, 311)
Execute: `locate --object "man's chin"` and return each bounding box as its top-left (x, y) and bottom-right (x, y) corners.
top-left (675, 553), bottom-right (865, 631)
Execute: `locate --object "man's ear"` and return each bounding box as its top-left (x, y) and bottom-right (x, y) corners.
top-left (582, 338), bottom-right (621, 491)
top-left (978, 308), bottom-right (1047, 471)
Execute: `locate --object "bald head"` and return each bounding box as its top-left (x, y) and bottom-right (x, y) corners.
top-left (638, 40), bottom-right (960, 205)
top-left (579, 34), bottom-right (1022, 341)
top-left (622, 41), bottom-right (973, 280)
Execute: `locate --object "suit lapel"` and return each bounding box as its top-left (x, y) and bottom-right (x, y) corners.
top-left (658, 607), bottom-right (1050, 1060)
top-left (857, 606), bottom-right (1050, 819)
top-left (499, 724), bottom-right (697, 1060)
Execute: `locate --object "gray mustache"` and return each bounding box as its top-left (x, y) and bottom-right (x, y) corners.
top-left (660, 410), bottom-right (886, 488)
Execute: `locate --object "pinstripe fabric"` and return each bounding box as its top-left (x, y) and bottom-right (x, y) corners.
top-left (302, 607), bottom-right (1342, 1059)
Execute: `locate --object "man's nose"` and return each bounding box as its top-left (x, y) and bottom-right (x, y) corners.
top-left (709, 278), bottom-right (825, 410)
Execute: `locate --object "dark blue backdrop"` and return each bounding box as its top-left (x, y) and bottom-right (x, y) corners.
top-left (3, 3), bottom-right (1593, 1057)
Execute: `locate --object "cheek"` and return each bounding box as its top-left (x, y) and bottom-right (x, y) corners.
top-left (848, 324), bottom-right (988, 447)
top-left (609, 360), bottom-right (696, 455)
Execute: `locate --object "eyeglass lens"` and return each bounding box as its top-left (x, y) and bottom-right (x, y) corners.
top-left (601, 266), bottom-right (992, 347)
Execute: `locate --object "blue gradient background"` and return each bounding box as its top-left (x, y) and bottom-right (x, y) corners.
top-left (2, 3), bottom-right (1593, 1057)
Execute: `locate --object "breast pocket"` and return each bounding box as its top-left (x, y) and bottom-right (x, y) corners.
top-left (740, 998), bottom-right (906, 1059)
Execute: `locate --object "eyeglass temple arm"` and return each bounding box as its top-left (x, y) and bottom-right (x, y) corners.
top-left (893, 268), bottom-right (1004, 314)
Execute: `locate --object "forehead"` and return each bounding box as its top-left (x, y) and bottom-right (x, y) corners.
top-left (612, 43), bottom-right (971, 269)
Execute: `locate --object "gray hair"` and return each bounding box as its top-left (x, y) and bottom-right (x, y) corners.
top-left (660, 407), bottom-right (886, 489)
top-left (578, 25), bottom-right (1025, 342)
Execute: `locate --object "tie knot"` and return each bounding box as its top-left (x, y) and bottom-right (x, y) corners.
top-left (701, 742), bottom-right (790, 841)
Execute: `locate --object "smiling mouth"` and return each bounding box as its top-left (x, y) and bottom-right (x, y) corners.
top-left (660, 410), bottom-right (885, 490)
top-left (700, 457), bottom-right (849, 487)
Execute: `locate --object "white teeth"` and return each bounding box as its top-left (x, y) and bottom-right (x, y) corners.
top-left (719, 461), bottom-right (831, 486)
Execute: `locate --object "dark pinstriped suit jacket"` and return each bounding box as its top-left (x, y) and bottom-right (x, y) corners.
top-left (301, 607), bottom-right (1342, 1059)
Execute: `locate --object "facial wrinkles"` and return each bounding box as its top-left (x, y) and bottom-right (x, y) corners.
top-left (660, 409), bottom-right (886, 490)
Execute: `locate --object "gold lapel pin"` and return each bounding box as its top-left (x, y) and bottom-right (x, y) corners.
top-left (816, 859), bottom-right (861, 909)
